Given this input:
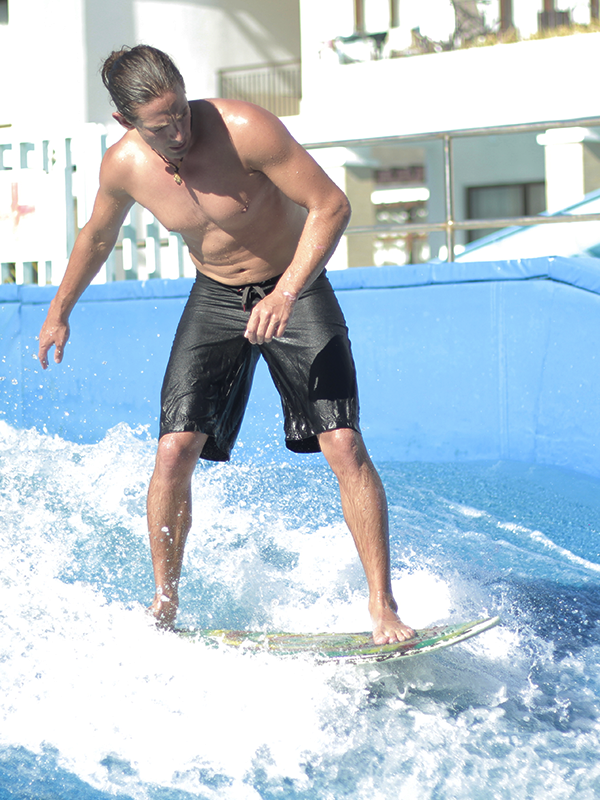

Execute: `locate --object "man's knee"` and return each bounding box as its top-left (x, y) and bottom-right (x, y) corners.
top-left (155, 431), bottom-right (207, 478)
top-left (318, 428), bottom-right (369, 473)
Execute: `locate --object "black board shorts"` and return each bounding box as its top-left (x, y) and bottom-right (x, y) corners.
top-left (159, 269), bottom-right (361, 461)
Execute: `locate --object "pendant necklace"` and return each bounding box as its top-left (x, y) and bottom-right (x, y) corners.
top-left (154, 149), bottom-right (184, 185)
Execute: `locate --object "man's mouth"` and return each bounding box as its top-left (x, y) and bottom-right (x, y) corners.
top-left (169, 141), bottom-right (187, 155)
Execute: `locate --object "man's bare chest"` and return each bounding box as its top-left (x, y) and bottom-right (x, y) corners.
top-left (134, 163), bottom-right (272, 238)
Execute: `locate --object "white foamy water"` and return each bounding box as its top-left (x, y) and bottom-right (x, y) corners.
top-left (2, 422), bottom-right (600, 799)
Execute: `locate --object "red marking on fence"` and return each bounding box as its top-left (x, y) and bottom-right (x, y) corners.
top-left (0, 183), bottom-right (36, 232)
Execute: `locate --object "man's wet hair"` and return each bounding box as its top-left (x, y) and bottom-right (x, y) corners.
top-left (101, 45), bottom-right (186, 123)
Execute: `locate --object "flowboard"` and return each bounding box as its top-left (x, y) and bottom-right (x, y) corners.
top-left (176, 616), bottom-right (500, 664)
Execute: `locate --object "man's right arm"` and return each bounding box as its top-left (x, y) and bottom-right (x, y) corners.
top-left (38, 165), bottom-right (134, 369)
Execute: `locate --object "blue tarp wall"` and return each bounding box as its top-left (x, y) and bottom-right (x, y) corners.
top-left (2, 256), bottom-right (600, 476)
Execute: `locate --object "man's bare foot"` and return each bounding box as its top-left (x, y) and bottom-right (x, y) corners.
top-left (147, 588), bottom-right (178, 630)
top-left (370, 592), bottom-right (415, 645)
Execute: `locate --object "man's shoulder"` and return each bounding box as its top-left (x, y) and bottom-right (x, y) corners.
top-left (198, 97), bottom-right (280, 131)
top-left (103, 130), bottom-right (144, 167)
top-left (99, 132), bottom-right (141, 196)
top-left (197, 98), bottom-right (293, 162)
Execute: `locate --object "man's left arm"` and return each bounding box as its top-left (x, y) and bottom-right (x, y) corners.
top-left (228, 103), bottom-right (352, 344)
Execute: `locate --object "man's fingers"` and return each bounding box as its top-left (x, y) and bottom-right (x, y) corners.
top-left (38, 346), bottom-right (47, 370)
top-left (38, 340), bottom-right (51, 370)
top-left (38, 321), bottom-right (70, 368)
top-left (246, 313), bottom-right (287, 344)
top-left (262, 315), bottom-right (281, 343)
top-left (244, 291), bottom-right (296, 344)
top-left (274, 316), bottom-right (290, 339)
top-left (244, 308), bottom-right (274, 344)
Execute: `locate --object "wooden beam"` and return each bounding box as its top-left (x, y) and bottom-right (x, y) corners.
top-left (354, 0), bottom-right (365, 33)
top-left (500, 0), bottom-right (514, 31)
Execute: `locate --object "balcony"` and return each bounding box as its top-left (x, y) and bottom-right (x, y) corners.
top-left (218, 60), bottom-right (301, 118)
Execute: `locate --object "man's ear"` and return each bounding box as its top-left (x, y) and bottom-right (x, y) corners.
top-left (113, 112), bottom-right (136, 130)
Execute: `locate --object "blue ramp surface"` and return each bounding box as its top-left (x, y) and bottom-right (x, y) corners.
top-left (2, 257), bottom-right (600, 476)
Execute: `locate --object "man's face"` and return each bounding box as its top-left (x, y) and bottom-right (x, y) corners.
top-left (125, 85), bottom-right (192, 160)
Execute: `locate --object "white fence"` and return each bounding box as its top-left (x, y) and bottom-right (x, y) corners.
top-left (0, 124), bottom-right (193, 285)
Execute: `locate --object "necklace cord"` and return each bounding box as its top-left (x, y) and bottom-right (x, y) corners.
top-left (154, 148), bottom-right (184, 185)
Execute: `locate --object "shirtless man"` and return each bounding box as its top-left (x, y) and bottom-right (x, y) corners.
top-left (38, 45), bottom-right (414, 644)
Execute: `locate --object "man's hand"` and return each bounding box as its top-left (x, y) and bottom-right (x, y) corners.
top-left (38, 316), bottom-right (70, 369)
top-left (244, 289), bottom-right (297, 345)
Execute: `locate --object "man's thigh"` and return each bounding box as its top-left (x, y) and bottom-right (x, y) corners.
top-left (260, 273), bottom-right (360, 452)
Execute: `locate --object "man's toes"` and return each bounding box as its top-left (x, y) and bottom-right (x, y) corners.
top-left (373, 625), bottom-right (415, 645)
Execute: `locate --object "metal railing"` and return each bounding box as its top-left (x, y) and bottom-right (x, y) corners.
top-left (219, 61), bottom-right (301, 118)
top-left (304, 116), bottom-right (600, 261)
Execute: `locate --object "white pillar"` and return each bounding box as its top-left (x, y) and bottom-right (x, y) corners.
top-left (537, 127), bottom-right (600, 213)
top-left (307, 147), bottom-right (354, 270)
top-left (308, 145), bottom-right (378, 269)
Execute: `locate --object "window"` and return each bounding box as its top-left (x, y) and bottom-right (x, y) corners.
top-left (372, 165), bottom-right (430, 265)
top-left (466, 182), bottom-right (546, 242)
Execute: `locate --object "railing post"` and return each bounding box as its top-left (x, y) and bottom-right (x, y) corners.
top-left (0, 143), bottom-right (12, 169)
top-left (64, 138), bottom-right (76, 258)
top-left (443, 134), bottom-right (455, 262)
top-left (170, 233), bottom-right (186, 278)
top-left (121, 216), bottom-right (139, 280)
top-left (145, 216), bottom-right (162, 278)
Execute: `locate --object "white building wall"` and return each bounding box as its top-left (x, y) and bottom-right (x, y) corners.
top-left (289, 14), bottom-right (600, 145)
top-left (1, 0), bottom-right (300, 130)
top-left (87, 0), bottom-right (300, 126)
top-left (3, 0), bottom-right (88, 130)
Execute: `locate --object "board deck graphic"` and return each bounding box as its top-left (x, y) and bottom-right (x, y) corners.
top-left (176, 616), bottom-right (500, 664)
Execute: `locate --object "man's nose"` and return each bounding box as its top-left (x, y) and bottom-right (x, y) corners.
top-left (169, 122), bottom-right (184, 141)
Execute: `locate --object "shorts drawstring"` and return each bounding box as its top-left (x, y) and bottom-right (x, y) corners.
top-left (239, 283), bottom-right (267, 312)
